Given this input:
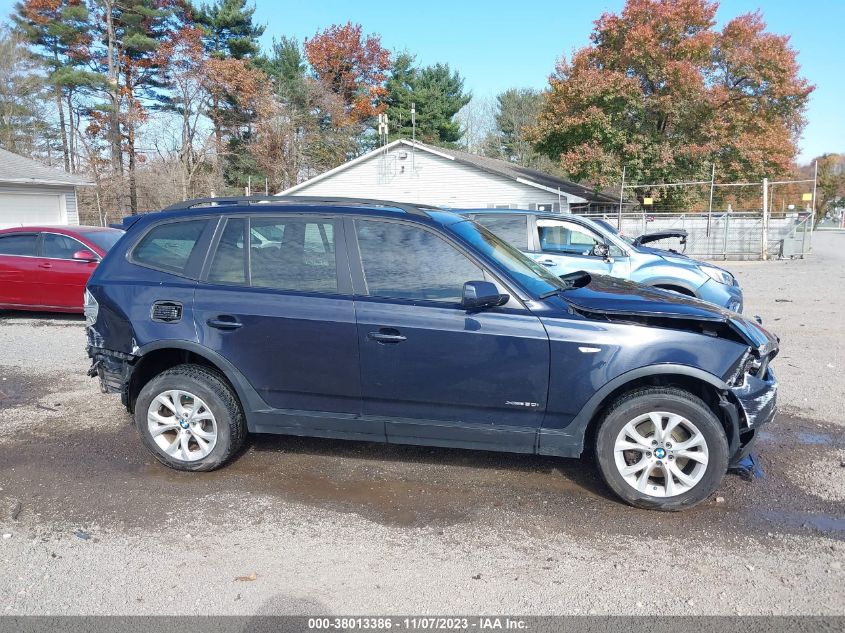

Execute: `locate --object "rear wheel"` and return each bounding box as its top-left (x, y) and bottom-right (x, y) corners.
top-left (134, 364), bottom-right (245, 471)
top-left (594, 387), bottom-right (728, 510)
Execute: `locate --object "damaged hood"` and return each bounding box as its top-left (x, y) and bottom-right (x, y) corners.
top-left (561, 274), bottom-right (778, 356)
top-left (633, 229), bottom-right (688, 247)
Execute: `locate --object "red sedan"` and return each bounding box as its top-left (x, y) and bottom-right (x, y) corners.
top-left (0, 225), bottom-right (124, 314)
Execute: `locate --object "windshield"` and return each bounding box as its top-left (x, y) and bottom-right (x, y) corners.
top-left (592, 218), bottom-right (635, 245)
top-left (450, 220), bottom-right (567, 296)
top-left (77, 229), bottom-right (124, 252)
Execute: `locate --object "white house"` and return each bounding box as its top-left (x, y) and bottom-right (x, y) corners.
top-left (277, 139), bottom-right (617, 213)
top-left (0, 146), bottom-right (91, 229)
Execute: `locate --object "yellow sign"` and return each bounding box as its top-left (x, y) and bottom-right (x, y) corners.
top-left (643, 197), bottom-right (654, 205)
top-left (802, 193), bottom-right (813, 201)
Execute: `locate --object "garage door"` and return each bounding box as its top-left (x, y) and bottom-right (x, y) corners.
top-left (0, 193), bottom-right (63, 228)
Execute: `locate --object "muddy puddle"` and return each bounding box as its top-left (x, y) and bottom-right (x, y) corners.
top-left (0, 381), bottom-right (843, 541)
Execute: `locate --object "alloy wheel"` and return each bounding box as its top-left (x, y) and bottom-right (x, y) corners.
top-left (147, 389), bottom-right (218, 462)
top-left (613, 411), bottom-right (709, 498)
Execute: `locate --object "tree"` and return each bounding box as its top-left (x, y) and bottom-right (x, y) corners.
top-left (383, 54), bottom-right (470, 146)
top-left (193, 0), bottom-right (265, 190)
top-left (533, 0), bottom-right (813, 206)
top-left (109, 0), bottom-right (182, 212)
top-left (156, 25), bottom-right (214, 199)
top-left (808, 155), bottom-right (845, 226)
top-left (488, 88), bottom-right (543, 166)
top-left (13, 0), bottom-right (93, 172)
top-left (0, 27), bottom-right (56, 156)
top-left (304, 22), bottom-right (391, 125)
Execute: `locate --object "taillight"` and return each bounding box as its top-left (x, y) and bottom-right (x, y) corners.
top-left (84, 289), bottom-right (99, 327)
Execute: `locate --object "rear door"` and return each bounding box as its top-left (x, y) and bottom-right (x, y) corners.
top-left (0, 232), bottom-right (40, 307)
top-left (349, 217), bottom-right (550, 452)
top-left (33, 232), bottom-right (99, 309)
top-left (192, 215), bottom-right (368, 438)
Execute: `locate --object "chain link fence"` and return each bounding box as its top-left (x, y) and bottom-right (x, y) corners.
top-left (581, 211), bottom-right (813, 261)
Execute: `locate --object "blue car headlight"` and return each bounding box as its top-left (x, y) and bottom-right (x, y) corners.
top-left (699, 264), bottom-right (734, 286)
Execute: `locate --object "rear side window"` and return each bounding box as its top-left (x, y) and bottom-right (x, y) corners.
top-left (250, 218), bottom-right (337, 293)
top-left (0, 234), bottom-right (37, 256)
top-left (472, 215), bottom-right (529, 250)
top-left (132, 220), bottom-right (207, 275)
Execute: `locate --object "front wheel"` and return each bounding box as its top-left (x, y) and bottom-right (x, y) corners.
top-left (134, 364), bottom-right (246, 471)
top-left (594, 387), bottom-right (729, 510)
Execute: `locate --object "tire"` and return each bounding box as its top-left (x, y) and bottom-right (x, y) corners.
top-left (134, 364), bottom-right (246, 472)
top-left (594, 387), bottom-right (729, 511)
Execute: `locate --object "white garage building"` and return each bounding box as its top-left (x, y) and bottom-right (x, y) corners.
top-left (0, 147), bottom-right (90, 229)
top-left (278, 139), bottom-right (617, 213)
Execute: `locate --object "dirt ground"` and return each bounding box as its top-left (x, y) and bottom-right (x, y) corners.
top-left (0, 231), bottom-right (843, 616)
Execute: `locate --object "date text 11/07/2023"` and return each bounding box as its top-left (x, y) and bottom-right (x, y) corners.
top-left (307, 617), bottom-right (529, 630)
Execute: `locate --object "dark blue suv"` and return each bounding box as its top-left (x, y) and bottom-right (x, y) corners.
top-left (85, 197), bottom-right (779, 510)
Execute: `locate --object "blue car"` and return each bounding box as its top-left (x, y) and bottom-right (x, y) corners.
top-left (460, 210), bottom-right (743, 312)
top-left (86, 196), bottom-right (777, 510)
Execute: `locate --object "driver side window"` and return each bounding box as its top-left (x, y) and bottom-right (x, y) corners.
top-left (538, 222), bottom-right (602, 256)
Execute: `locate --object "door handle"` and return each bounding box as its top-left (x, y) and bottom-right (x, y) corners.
top-left (207, 316), bottom-right (243, 330)
top-left (539, 259), bottom-right (557, 266)
top-left (38, 262), bottom-right (52, 269)
top-left (367, 329), bottom-right (407, 344)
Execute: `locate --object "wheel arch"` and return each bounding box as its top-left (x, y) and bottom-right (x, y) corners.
top-left (128, 341), bottom-right (265, 415)
top-left (540, 365), bottom-right (731, 458)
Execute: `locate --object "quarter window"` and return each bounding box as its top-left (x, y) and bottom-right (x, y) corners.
top-left (472, 215), bottom-right (530, 250)
top-left (132, 219), bottom-right (207, 274)
top-left (0, 234), bottom-right (37, 256)
top-left (355, 220), bottom-right (483, 303)
top-left (208, 218), bottom-right (246, 284)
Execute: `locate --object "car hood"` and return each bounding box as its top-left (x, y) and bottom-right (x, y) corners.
top-left (561, 274), bottom-right (777, 355)
top-left (633, 229), bottom-right (688, 247)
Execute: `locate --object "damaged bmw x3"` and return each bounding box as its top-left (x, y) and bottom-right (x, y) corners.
top-left (85, 196), bottom-right (779, 510)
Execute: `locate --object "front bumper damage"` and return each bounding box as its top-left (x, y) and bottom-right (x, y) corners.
top-left (724, 367), bottom-right (778, 466)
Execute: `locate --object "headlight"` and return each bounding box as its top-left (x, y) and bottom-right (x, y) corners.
top-left (699, 265), bottom-right (734, 286)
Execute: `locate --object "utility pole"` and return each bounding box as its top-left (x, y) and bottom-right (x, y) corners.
top-left (761, 177), bottom-right (769, 261)
top-left (810, 159), bottom-right (818, 253)
top-left (618, 166), bottom-right (626, 230)
top-left (411, 102), bottom-right (416, 175)
top-left (706, 163), bottom-right (715, 238)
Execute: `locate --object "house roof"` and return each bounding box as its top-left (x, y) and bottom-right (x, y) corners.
top-left (279, 139), bottom-right (618, 204)
top-left (0, 146), bottom-right (92, 186)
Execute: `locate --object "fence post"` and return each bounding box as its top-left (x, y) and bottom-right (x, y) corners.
top-left (723, 212), bottom-right (730, 260)
top-left (761, 177), bottom-right (769, 261)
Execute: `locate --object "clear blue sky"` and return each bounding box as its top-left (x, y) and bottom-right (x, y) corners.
top-left (2, 0), bottom-right (842, 162)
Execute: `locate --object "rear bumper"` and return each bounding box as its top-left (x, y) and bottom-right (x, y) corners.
top-left (87, 346), bottom-right (134, 406)
top-left (727, 367), bottom-right (777, 465)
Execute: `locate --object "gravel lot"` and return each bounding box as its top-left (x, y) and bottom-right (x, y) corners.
top-left (0, 231), bottom-right (843, 616)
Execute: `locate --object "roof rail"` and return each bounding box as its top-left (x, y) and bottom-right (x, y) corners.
top-left (161, 195), bottom-right (435, 217)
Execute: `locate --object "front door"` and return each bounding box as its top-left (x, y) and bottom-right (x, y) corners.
top-left (192, 215), bottom-right (369, 437)
top-left (529, 217), bottom-right (630, 279)
top-left (349, 218), bottom-right (550, 452)
top-left (34, 232), bottom-right (99, 309)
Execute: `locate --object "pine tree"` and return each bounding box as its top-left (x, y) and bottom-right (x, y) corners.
top-left (384, 55), bottom-right (470, 146)
top-left (13, 0), bottom-right (93, 172)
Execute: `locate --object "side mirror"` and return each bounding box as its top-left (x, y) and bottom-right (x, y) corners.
top-left (462, 280), bottom-right (509, 311)
top-left (591, 243), bottom-right (610, 259)
top-left (72, 249), bottom-right (99, 263)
